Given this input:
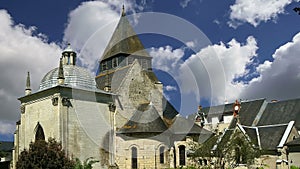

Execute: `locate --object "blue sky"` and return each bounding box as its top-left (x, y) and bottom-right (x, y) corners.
top-left (0, 0), bottom-right (299, 141)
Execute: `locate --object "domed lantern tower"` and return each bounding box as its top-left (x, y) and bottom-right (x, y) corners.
top-left (13, 44), bottom-right (114, 169)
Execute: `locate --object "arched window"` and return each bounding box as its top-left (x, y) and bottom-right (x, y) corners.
top-left (179, 145), bottom-right (185, 166)
top-left (131, 147), bottom-right (137, 169)
top-left (159, 146), bottom-right (165, 164)
top-left (35, 123), bottom-right (45, 141)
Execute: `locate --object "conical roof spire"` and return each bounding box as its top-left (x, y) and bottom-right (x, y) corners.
top-left (25, 71), bottom-right (31, 95)
top-left (100, 6), bottom-right (150, 61)
top-left (57, 58), bottom-right (65, 85)
top-left (121, 5), bottom-right (126, 16)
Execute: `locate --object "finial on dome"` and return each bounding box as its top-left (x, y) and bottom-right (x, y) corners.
top-left (25, 71), bottom-right (31, 95)
top-left (57, 58), bottom-right (65, 85)
top-left (62, 43), bottom-right (77, 65)
top-left (121, 5), bottom-right (126, 16)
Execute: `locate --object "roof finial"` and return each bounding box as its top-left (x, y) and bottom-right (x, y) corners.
top-left (121, 4), bottom-right (126, 16)
top-left (25, 71), bottom-right (31, 95)
top-left (57, 58), bottom-right (65, 85)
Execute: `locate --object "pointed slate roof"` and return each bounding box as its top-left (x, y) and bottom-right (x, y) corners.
top-left (101, 10), bottom-right (150, 61)
top-left (118, 103), bottom-right (168, 134)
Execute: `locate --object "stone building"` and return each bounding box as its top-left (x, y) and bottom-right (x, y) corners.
top-left (12, 8), bottom-right (211, 169)
top-left (197, 98), bottom-right (300, 168)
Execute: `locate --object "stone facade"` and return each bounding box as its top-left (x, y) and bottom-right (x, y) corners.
top-left (12, 9), bottom-right (206, 169)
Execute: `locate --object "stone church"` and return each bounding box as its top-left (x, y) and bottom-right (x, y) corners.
top-left (12, 8), bottom-right (211, 169)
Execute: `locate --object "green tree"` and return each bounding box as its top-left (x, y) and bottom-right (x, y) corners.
top-left (16, 138), bottom-right (75, 169)
top-left (74, 157), bottom-right (99, 169)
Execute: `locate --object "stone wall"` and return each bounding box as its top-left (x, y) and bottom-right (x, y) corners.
top-left (114, 60), bottom-right (163, 129)
top-left (115, 136), bottom-right (170, 169)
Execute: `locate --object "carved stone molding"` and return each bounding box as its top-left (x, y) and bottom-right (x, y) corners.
top-left (20, 105), bottom-right (25, 114)
top-left (52, 97), bottom-right (59, 106)
top-left (62, 97), bottom-right (71, 107)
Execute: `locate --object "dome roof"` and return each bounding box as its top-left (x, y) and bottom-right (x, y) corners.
top-left (39, 65), bottom-right (96, 91)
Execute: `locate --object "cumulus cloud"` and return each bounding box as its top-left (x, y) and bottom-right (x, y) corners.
top-left (228, 0), bottom-right (297, 28)
top-left (150, 36), bottom-right (258, 107)
top-left (150, 46), bottom-right (185, 72)
top-left (240, 32), bottom-right (300, 100)
top-left (180, 36), bottom-right (258, 104)
top-left (164, 85), bottom-right (177, 91)
top-left (63, 1), bottom-right (119, 73)
top-left (0, 10), bottom-right (62, 135)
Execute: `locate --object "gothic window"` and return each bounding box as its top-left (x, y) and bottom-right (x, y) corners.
top-left (112, 57), bottom-right (118, 68)
top-left (159, 146), bottom-right (165, 164)
top-left (131, 147), bottom-right (137, 169)
top-left (35, 123), bottom-right (45, 141)
top-left (179, 145), bottom-right (185, 166)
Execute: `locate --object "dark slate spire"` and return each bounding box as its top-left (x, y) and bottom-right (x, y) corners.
top-left (57, 58), bottom-right (65, 85)
top-left (100, 6), bottom-right (150, 61)
top-left (25, 71), bottom-right (31, 95)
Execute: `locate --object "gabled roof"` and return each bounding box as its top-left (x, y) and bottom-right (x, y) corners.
top-left (118, 104), bottom-right (168, 134)
top-left (257, 98), bottom-right (300, 129)
top-left (163, 100), bottom-right (179, 119)
top-left (169, 116), bottom-right (204, 134)
top-left (101, 12), bottom-right (150, 61)
top-left (202, 98), bottom-right (266, 126)
top-left (240, 121), bottom-right (295, 151)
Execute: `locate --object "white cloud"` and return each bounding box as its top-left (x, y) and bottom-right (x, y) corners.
top-left (185, 41), bottom-right (196, 48)
top-left (150, 46), bottom-right (185, 72)
top-left (150, 36), bottom-right (258, 105)
top-left (228, 0), bottom-right (296, 28)
top-left (63, 0), bottom-right (145, 73)
top-left (240, 32), bottom-right (300, 100)
top-left (179, 36), bottom-right (258, 104)
top-left (164, 85), bottom-right (177, 91)
top-left (180, 0), bottom-right (192, 8)
top-left (63, 1), bottom-right (119, 73)
top-left (0, 10), bottom-right (62, 135)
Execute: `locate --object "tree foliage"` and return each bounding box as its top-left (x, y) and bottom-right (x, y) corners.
top-left (16, 138), bottom-right (75, 169)
top-left (74, 157), bottom-right (99, 169)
